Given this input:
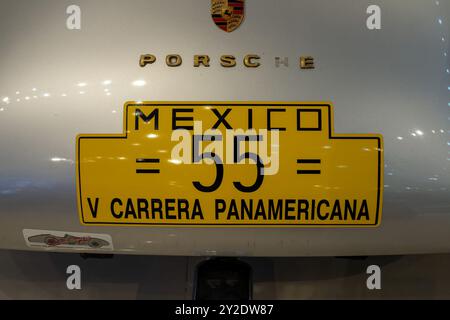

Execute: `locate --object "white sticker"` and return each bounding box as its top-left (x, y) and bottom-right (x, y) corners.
top-left (23, 229), bottom-right (113, 251)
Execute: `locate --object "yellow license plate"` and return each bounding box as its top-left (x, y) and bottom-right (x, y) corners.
top-left (77, 102), bottom-right (383, 227)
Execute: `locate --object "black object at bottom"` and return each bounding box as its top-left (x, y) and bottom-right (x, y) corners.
top-left (194, 258), bottom-right (252, 300)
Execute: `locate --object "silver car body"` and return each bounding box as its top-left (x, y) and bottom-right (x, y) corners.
top-left (0, 0), bottom-right (449, 256)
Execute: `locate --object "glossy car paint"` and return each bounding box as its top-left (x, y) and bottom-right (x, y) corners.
top-left (0, 0), bottom-right (449, 256)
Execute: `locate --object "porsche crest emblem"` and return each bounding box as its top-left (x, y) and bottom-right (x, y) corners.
top-left (211, 0), bottom-right (245, 33)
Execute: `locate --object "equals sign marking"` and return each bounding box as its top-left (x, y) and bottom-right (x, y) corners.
top-left (136, 158), bottom-right (160, 174)
top-left (297, 159), bottom-right (321, 174)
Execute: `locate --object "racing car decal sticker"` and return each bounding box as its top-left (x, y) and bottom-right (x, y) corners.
top-left (23, 229), bottom-right (113, 250)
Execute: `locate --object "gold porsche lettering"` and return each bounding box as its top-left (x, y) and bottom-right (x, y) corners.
top-left (139, 54), bottom-right (156, 67)
top-left (166, 54), bottom-right (182, 67)
top-left (139, 54), bottom-right (316, 69)
top-left (300, 56), bottom-right (315, 69)
top-left (220, 55), bottom-right (237, 67)
top-left (194, 55), bottom-right (211, 67)
top-left (243, 54), bottom-right (261, 68)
